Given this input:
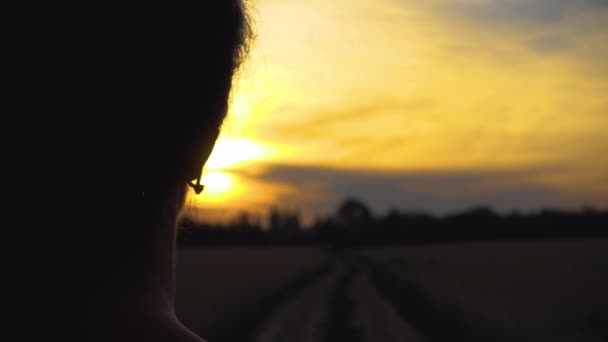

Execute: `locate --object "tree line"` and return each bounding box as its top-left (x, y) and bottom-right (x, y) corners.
top-left (177, 198), bottom-right (608, 247)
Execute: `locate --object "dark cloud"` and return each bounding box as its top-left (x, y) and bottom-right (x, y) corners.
top-left (527, 33), bottom-right (571, 52)
top-left (436, 0), bottom-right (608, 26)
top-left (252, 163), bottom-right (600, 216)
top-left (408, 0), bottom-right (608, 71)
top-left (402, 0), bottom-right (608, 57)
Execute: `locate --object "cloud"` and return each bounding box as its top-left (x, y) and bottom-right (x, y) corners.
top-left (417, 0), bottom-right (608, 26)
top-left (266, 98), bottom-right (435, 142)
top-left (251, 163), bottom-right (607, 217)
top-left (250, 0), bottom-right (608, 149)
top-left (214, 0), bottom-right (608, 219)
top-left (410, 0), bottom-right (608, 61)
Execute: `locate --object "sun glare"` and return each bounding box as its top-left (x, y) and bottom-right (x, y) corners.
top-left (190, 170), bottom-right (241, 204)
top-left (204, 137), bottom-right (282, 170)
top-left (187, 66), bottom-right (287, 206)
top-left (201, 171), bottom-right (232, 193)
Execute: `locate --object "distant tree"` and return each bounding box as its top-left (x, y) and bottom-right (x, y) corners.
top-left (178, 201), bottom-right (608, 247)
top-left (269, 206), bottom-right (280, 231)
top-left (268, 206), bottom-right (301, 241)
top-left (236, 211), bottom-right (250, 227)
top-left (336, 197), bottom-right (372, 225)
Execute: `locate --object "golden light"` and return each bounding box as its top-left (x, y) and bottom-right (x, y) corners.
top-left (186, 58), bottom-right (287, 208)
top-left (201, 171), bottom-right (232, 193)
top-left (204, 137), bottom-right (283, 170)
top-left (182, 0), bottom-right (608, 221)
top-left (190, 171), bottom-right (242, 205)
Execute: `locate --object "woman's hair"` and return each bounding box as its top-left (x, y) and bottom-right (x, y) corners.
top-left (21, 0), bottom-right (253, 287)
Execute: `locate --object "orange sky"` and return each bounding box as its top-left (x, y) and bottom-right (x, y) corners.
top-left (184, 0), bottom-right (608, 223)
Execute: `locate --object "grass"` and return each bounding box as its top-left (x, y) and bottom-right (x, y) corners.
top-left (174, 246), bottom-right (329, 341)
top-left (362, 238), bottom-right (608, 342)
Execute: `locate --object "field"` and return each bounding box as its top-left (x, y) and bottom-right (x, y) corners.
top-left (363, 238), bottom-right (608, 342)
top-left (175, 247), bottom-right (329, 340)
top-left (173, 239), bottom-right (608, 342)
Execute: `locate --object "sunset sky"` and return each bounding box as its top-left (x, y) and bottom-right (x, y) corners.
top-left (185, 0), bottom-right (608, 224)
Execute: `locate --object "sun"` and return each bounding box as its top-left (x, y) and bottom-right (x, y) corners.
top-left (191, 171), bottom-right (241, 204)
top-left (201, 171), bottom-right (232, 193)
top-left (188, 71), bottom-right (285, 206)
top-left (190, 138), bottom-right (284, 206)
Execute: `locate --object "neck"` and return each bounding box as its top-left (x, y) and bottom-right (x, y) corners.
top-left (78, 284), bottom-right (177, 341)
top-left (77, 191), bottom-right (184, 340)
top-left (77, 248), bottom-right (178, 340)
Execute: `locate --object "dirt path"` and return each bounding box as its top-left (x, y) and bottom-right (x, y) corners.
top-left (254, 263), bottom-right (344, 342)
top-left (253, 261), bottom-right (425, 342)
top-left (350, 270), bottom-right (426, 342)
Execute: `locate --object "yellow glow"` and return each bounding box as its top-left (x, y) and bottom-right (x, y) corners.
top-left (244, 0), bottom-right (608, 177)
top-left (204, 137), bottom-right (283, 170)
top-left (186, 0), bottom-right (608, 215)
top-left (190, 171), bottom-right (241, 204)
top-left (201, 171), bottom-right (232, 193)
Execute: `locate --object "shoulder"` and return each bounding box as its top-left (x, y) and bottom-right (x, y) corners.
top-left (81, 311), bottom-right (209, 342)
top-left (136, 314), bottom-right (208, 342)
top-left (167, 322), bottom-right (208, 342)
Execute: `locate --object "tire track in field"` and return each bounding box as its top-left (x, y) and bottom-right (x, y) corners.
top-left (349, 269), bottom-right (427, 342)
top-left (253, 260), bottom-right (426, 342)
top-left (254, 263), bottom-right (344, 342)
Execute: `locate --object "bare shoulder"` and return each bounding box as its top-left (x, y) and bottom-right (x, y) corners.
top-left (146, 315), bottom-right (208, 342)
top-left (83, 313), bottom-right (208, 342)
top-left (169, 320), bottom-right (208, 342)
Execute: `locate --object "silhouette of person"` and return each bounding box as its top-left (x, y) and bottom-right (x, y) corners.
top-left (9, 1), bottom-right (252, 341)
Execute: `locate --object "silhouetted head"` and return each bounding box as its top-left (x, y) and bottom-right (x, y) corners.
top-left (16, 1), bottom-right (253, 297)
